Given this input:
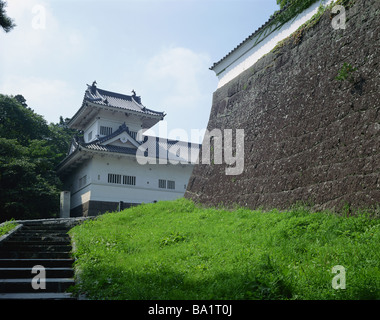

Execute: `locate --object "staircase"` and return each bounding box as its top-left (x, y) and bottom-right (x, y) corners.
top-left (0, 219), bottom-right (80, 300)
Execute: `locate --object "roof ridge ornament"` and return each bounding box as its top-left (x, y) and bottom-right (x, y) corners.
top-left (91, 80), bottom-right (97, 94)
top-left (119, 122), bottom-right (128, 130)
top-left (131, 89), bottom-right (142, 104)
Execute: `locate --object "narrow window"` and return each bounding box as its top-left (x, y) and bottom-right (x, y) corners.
top-left (108, 173), bottom-right (121, 184)
top-left (100, 126), bottom-right (113, 136)
top-left (79, 175), bottom-right (87, 188)
top-left (167, 180), bottom-right (175, 190)
top-left (158, 179), bottom-right (166, 189)
top-left (123, 175), bottom-right (136, 186)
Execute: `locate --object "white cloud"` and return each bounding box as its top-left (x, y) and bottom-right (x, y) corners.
top-left (1, 1), bottom-right (217, 138)
top-left (144, 46), bottom-right (212, 111)
top-left (0, 1), bottom-right (88, 123)
top-left (108, 46), bottom-right (217, 142)
top-left (0, 0), bottom-right (86, 70)
top-left (140, 46), bottom-right (216, 141)
top-left (1, 1), bottom-right (55, 63)
top-left (0, 76), bottom-right (77, 123)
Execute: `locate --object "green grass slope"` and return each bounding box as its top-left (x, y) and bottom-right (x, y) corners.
top-left (69, 198), bottom-right (379, 300)
top-left (0, 220), bottom-right (18, 237)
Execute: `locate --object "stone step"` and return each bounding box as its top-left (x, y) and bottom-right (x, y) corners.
top-left (3, 240), bottom-right (71, 247)
top-left (0, 259), bottom-right (74, 268)
top-left (0, 267), bottom-right (74, 278)
top-left (10, 231), bottom-right (70, 237)
top-left (22, 224), bottom-right (71, 230)
top-left (14, 223), bottom-right (68, 228)
top-left (0, 244), bottom-right (72, 252)
top-left (0, 278), bottom-right (75, 293)
top-left (9, 235), bottom-right (71, 242)
top-left (18, 229), bottom-right (68, 237)
top-left (0, 218), bottom-right (83, 300)
top-left (0, 292), bottom-right (75, 300)
top-left (0, 251), bottom-right (72, 259)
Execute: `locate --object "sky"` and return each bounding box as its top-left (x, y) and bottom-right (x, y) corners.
top-left (0, 0), bottom-right (279, 142)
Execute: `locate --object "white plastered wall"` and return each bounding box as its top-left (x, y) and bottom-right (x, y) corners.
top-left (214, 0), bottom-right (334, 89)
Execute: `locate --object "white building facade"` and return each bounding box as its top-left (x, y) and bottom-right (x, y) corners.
top-left (210, 0), bottom-right (334, 88)
top-left (57, 82), bottom-right (199, 217)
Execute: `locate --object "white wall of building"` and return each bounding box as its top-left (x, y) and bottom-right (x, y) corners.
top-left (63, 158), bottom-right (93, 209)
top-left (83, 111), bottom-right (144, 143)
top-left (84, 119), bottom-right (98, 143)
top-left (67, 153), bottom-right (194, 210)
top-left (213, 0), bottom-right (334, 89)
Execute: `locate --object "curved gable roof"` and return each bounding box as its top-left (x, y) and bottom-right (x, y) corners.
top-left (96, 123), bottom-right (141, 148)
top-left (84, 85), bottom-right (165, 117)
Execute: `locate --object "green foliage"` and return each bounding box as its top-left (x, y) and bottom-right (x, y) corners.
top-left (335, 62), bottom-right (358, 82)
top-left (0, 95), bottom-right (50, 146)
top-left (335, 0), bottom-right (356, 7)
top-left (277, 0), bottom-right (289, 9)
top-left (277, 0), bottom-right (318, 10)
top-left (0, 94), bottom-right (78, 222)
top-left (69, 199), bottom-right (380, 300)
top-left (0, 137), bottom-right (60, 221)
top-left (292, 3), bottom-right (326, 44)
top-left (0, 219), bottom-right (17, 237)
top-left (265, 0), bottom-right (323, 53)
top-left (272, 1), bottom-right (336, 53)
top-left (0, 0), bottom-right (15, 33)
top-left (160, 231), bottom-right (187, 247)
top-left (273, 0), bottom-right (320, 24)
top-left (48, 117), bottom-right (80, 161)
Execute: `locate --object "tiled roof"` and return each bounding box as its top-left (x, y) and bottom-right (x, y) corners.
top-left (84, 143), bottom-right (137, 155)
top-left (84, 83), bottom-right (165, 118)
top-left (57, 129), bottom-right (201, 175)
top-left (82, 137), bottom-right (200, 163)
top-left (96, 123), bottom-right (139, 145)
top-left (210, 2), bottom-right (292, 70)
top-left (67, 132), bottom-right (200, 157)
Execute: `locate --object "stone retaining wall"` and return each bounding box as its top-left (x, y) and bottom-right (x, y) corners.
top-left (186, 0), bottom-right (380, 211)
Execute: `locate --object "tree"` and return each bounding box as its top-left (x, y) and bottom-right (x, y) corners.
top-left (48, 116), bottom-right (81, 162)
top-left (277, 0), bottom-right (289, 9)
top-left (0, 0), bottom-right (15, 33)
top-left (277, 0), bottom-right (319, 9)
top-left (273, 0), bottom-right (320, 25)
top-left (0, 95), bottom-right (50, 146)
top-left (0, 136), bottom-right (62, 221)
top-left (0, 94), bottom-right (77, 222)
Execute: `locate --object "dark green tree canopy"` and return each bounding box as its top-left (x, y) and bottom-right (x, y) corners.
top-left (0, 0), bottom-right (15, 33)
top-left (272, 0), bottom-right (320, 25)
top-left (277, 0), bottom-right (290, 8)
top-left (0, 94), bottom-right (78, 222)
top-left (277, 0), bottom-right (319, 9)
top-left (0, 95), bottom-right (50, 145)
